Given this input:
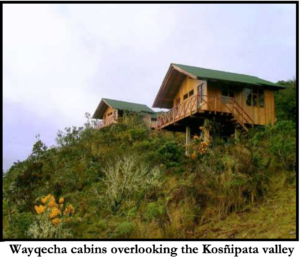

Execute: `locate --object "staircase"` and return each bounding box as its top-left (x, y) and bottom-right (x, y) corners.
top-left (157, 95), bottom-right (254, 132)
top-left (228, 99), bottom-right (254, 133)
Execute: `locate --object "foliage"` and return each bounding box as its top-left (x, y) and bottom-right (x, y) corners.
top-left (275, 80), bottom-right (296, 123)
top-left (101, 155), bottom-right (161, 212)
top-left (3, 109), bottom-right (296, 239)
top-left (251, 121), bottom-right (296, 173)
top-left (27, 194), bottom-right (74, 239)
top-left (158, 141), bottom-right (185, 168)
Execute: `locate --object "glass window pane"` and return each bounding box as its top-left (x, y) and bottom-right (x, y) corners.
top-left (253, 94), bottom-right (258, 106)
top-left (259, 94), bottom-right (264, 107)
top-left (189, 90), bottom-right (194, 97)
top-left (245, 88), bottom-right (252, 106)
top-left (221, 96), bottom-right (229, 103)
top-left (258, 89), bottom-right (264, 95)
top-left (222, 90), bottom-right (228, 96)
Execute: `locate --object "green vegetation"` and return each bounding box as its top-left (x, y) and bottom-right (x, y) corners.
top-left (3, 80), bottom-right (296, 239)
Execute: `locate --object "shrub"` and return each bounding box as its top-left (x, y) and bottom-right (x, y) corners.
top-left (113, 221), bottom-right (135, 238)
top-left (251, 121), bottom-right (296, 172)
top-left (101, 155), bottom-right (161, 212)
top-left (158, 141), bottom-right (184, 168)
top-left (27, 194), bottom-right (74, 239)
top-left (145, 202), bottom-right (165, 220)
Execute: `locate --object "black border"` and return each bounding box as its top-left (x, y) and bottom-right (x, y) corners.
top-left (1, 0), bottom-right (298, 242)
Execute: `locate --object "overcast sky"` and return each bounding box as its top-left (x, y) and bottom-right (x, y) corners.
top-left (3, 4), bottom-right (296, 171)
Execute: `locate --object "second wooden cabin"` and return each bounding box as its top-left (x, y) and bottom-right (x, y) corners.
top-left (92, 98), bottom-right (157, 129)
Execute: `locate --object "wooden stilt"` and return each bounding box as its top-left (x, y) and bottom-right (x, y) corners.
top-left (235, 128), bottom-right (241, 143)
top-left (186, 126), bottom-right (191, 156)
top-left (203, 119), bottom-right (211, 143)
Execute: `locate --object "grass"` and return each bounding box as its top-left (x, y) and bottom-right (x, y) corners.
top-left (195, 174), bottom-right (296, 239)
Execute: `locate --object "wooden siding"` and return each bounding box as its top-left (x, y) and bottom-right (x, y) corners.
top-left (103, 106), bottom-right (117, 126)
top-left (97, 107), bottom-right (157, 129)
top-left (173, 77), bottom-right (207, 107)
top-left (207, 83), bottom-right (275, 125)
top-left (168, 78), bottom-right (275, 126)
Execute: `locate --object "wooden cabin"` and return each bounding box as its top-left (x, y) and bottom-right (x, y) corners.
top-left (153, 63), bottom-right (285, 143)
top-left (92, 98), bottom-right (157, 129)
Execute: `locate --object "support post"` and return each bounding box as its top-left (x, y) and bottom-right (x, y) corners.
top-left (203, 119), bottom-right (211, 143)
top-left (235, 128), bottom-right (241, 143)
top-left (185, 126), bottom-right (191, 156)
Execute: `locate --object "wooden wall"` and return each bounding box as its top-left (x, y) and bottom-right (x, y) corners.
top-left (103, 107), bottom-right (156, 129)
top-left (103, 106), bottom-right (117, 124)
top-left (236, 89), bottom-right (275, 126)
top-left (172, 77), bottom-right (276, 126)
top-left (207, 83), bottom-right (275, 125)
top-left (173, 77), bottom-right (207, 107)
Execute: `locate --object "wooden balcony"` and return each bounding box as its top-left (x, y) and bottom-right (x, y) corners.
top-left (157, 94), bottom-right (254, 132)
top-left (94, 115), bottom-right (117, 129)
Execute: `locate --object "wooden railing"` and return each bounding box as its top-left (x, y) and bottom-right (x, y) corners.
top-left (157, 94), bottom-right (254, 131)
top-left (94, 115), bottom-right (117, 129)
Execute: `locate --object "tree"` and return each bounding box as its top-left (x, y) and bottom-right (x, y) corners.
top-left (275, 79), bottom-right (296, 123)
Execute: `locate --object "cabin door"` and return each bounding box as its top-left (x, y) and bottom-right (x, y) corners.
top-left (197, 84), bottom-right (204, 108)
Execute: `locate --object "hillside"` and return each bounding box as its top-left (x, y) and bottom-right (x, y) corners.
top-left (196, 179), bottom-right (296, 239)
top-left (3, 112), bottom-right (296, 239)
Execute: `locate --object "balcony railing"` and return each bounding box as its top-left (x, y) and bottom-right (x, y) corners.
top-left (157, 94), bottom-right (254, 131)
top-left (94, 115), bottom-right (117, 129)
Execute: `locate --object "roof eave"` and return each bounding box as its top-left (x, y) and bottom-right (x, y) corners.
top-left (92, 99), bottom-right (112, 119)
top-left (152, 64), bottom-right (197, 109)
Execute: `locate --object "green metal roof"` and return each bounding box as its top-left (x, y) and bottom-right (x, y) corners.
top-left (150, 112), bottom-right (163, 119)
top-left (103, 98), bottom-right (155, 113)
top-left (173, 63), bottom-right (285, 88)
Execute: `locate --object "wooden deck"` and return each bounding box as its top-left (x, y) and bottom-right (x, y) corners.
top-left (157, 94), bottom-right (254, 132)
top-left (94, 115), bottom-right (117, 129)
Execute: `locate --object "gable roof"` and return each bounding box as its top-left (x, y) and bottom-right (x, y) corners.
top-left (92, 98), bottom-right (155, 119)
top-left (173, 64), bottom-right (285, 88)
top-left (153, 63), bottom-right (286, 108)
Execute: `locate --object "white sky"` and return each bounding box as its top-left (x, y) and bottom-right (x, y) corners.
top-left (3, 4), bottom-right (296, 171)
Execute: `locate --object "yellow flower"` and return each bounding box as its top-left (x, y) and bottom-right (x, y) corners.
top-left (59, 197), bottom-right (64, 204)
top-left (34, 205), bottom-right (46, 214)
top-left (193, 135), bottom-right (199, 139)
top-left (41, 194), bottom-right (52, 204)
top-left (49, 207), bottom-right (61, 219)
top-left (48, 196), bottom-right (58, 208)
top-left (191, 152), bottom-right (197, 160)
top-left (52, 218), bottom-right (61, 226)
top-left (64, 204), bottom-right (75, 215)
top-left (59, 204), bottom-right (64, 209)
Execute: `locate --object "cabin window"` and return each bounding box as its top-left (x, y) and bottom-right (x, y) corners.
top-left (221, 89), bottom-right (234, 103)
top-left (183, 93), bottom-right (188, 100)
top-left (151, 118), bottom-right (157, 122)
top-left (245, 88), bottom-right (264, 107)
top-left (189, 90), bottom-right (194, 97)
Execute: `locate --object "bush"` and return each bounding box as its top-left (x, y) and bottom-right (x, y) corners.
top-left (101, 155), bottom-right (161, 212)
top-left (145, 202), bottom-right (165, 220)
top-left (251, 121), bottom-right (296, 172)
top-left (158, 141), bottom-right (185, 168)
top-left (113, 221), bottom-right (135, 238)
